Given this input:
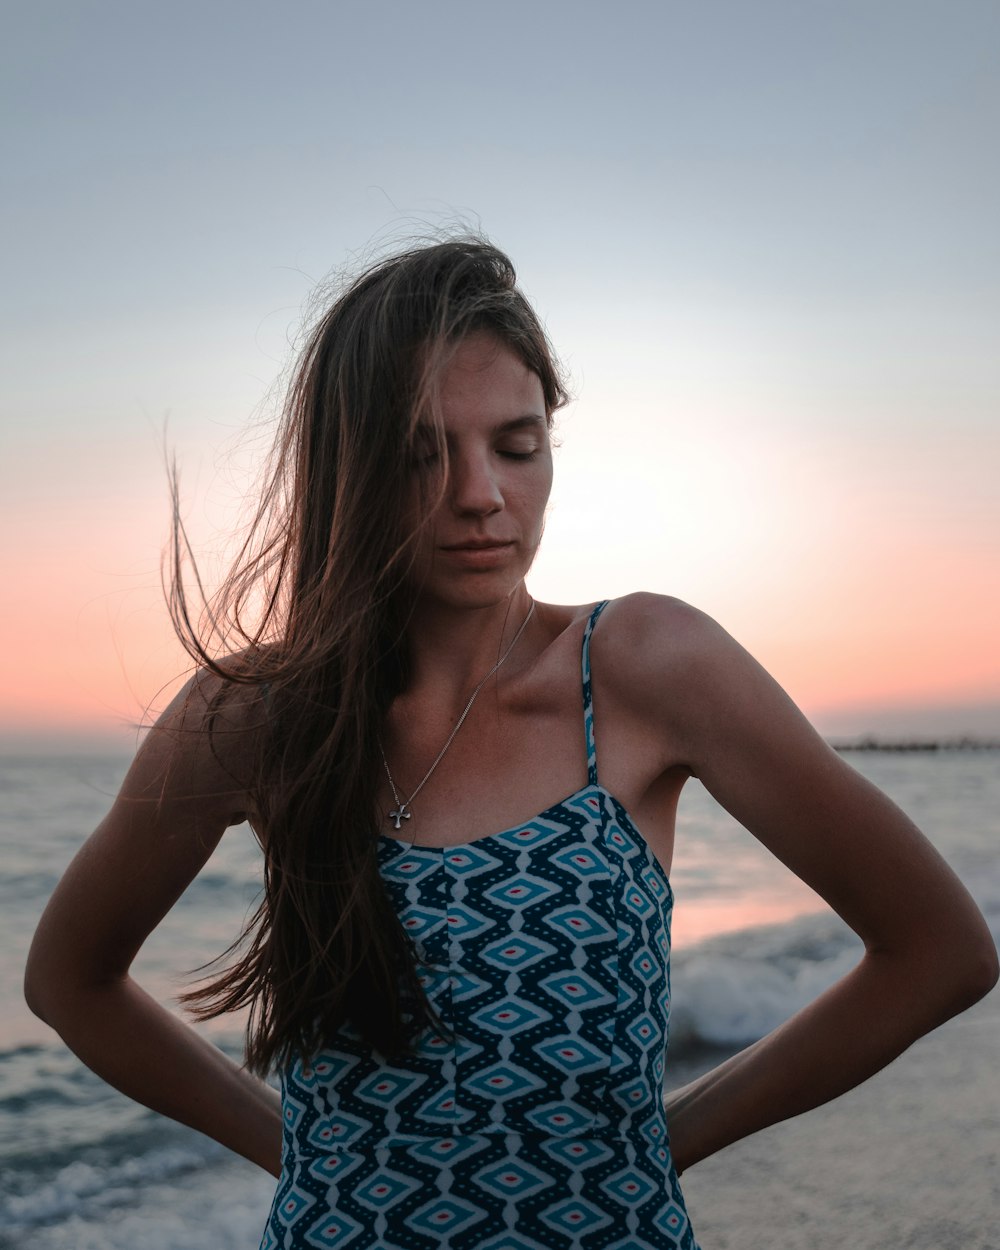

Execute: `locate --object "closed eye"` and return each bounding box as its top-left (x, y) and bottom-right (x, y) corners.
top-left (409, 439), bottom-right (443, 468)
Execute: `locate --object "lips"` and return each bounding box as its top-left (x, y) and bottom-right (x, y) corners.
top-left (436, 540), bottom-right (516, 569)
top-left (439, 540), bottom-right (514, 552)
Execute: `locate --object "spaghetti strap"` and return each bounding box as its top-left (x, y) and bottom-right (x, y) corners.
top-left (581, 599), bottom-right (610, 786)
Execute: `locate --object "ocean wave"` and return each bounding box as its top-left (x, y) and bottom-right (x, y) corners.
top-left (2, 1142), bottom-right (216, 1232)
top-left (667, 867), bottom-right (1000, 1058)
top-left (668, 912), bottom-right (863, 1055)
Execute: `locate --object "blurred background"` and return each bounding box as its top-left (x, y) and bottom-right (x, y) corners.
top-left (3, 0), bottom-right (998, 753)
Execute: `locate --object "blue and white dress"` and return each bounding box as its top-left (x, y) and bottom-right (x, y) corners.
top-left (261, 600), bottom-right (700, 1249)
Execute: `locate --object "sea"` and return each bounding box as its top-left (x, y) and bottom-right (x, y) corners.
top-left (2, 749), bottom-right (998, 1249)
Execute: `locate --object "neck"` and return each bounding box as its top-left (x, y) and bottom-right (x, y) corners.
top-left (404, 584), bottom-right (536, 709)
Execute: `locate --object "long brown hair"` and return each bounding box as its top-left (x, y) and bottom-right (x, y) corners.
top-left (168, 237), bottom-right (568, 1074)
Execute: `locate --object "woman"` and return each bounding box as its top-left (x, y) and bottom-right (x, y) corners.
top-left (25, 239), bottom-right (998, 1249)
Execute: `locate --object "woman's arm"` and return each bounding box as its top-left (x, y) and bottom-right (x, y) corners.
top-left (24, 673), bottom-right (283, 1177)
top-left (617, 594), bottom-right (998, 1173)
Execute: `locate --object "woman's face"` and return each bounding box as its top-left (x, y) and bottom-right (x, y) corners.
top-left (406, 331), bottom-right (553, 611)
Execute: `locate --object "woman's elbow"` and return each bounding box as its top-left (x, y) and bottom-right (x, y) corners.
top-left (23, 935), bottom-right (100, 1028)
top-left (929, 913), bottom-right (999, 1015)
top-left (873, 901), bottom-right (998, 1026)
top-left (22, 928), bottom-right (76, 1026)
top-left (23, 954), bottom-right (55, 1025)
top-left (962, 935), bottom-right (1000, 1004)
top-left (915, 874), bottom-right (999, 1011)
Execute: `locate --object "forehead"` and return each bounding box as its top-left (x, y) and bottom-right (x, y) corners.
top-left (436, 332), bottom-right (546, 427)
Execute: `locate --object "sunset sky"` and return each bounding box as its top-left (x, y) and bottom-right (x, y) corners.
top-left (4, 0), bottom-right (998, 750)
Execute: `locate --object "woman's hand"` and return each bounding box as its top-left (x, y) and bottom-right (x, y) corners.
top-left (24, 671), bottom-right (283, 1177)
top-left (611, 593), bottom-right (998, 1171)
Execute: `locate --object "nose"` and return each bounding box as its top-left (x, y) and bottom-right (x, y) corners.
top-left (447, 451), bottom-right (504, 517)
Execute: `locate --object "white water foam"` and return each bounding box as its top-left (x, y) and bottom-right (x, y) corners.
top-left (669, 911), bottom-right (864, 1053)
top-left (669, 873), bottom-right (1000, 1057)
top-left (1, 1154), bottom-right (275, 1250)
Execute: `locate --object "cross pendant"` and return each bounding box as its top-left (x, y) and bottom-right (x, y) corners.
top-left (388, 803), bottom-right (412, 830)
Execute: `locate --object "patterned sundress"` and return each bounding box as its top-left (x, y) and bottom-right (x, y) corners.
top-left (260, 600), bottom-right (700, 1249)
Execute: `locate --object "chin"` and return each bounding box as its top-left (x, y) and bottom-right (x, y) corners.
top-left (417, 573), bottom-right (530, 613)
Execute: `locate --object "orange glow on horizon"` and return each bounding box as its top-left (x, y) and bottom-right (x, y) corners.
top-left (5, 406), bottom-right (998, 739)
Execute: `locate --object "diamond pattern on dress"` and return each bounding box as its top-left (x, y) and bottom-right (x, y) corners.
top-left (260, 602), bottom-right (699, 1249)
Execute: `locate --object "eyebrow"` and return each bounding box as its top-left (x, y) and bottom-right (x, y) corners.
top-left (494, 414), bottom-right (547, 434)
top-left (415, 414), bottom-right (547, 437)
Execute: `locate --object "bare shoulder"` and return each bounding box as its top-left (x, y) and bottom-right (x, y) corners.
top-left (536, 591), bottom-right (731, 721)
top-left (24, 656), bottom-right (272, 995)
top-left (593, 591), bottom-right (732, 700)
top-left (123, 658), bottom-right (267, 826)
top-left (593, 592), bottom-right (822, 772)
top-left (540, 593), bottom-right (718, 659)
top-left (597, 591), bottom-right (718, 647)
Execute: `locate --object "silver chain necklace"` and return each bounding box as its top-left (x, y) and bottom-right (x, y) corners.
top-left (379, 599), bottom-right (536, 832)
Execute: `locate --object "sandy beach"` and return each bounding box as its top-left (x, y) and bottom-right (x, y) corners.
top-left (678, 990), bottom-right (1000, 1250)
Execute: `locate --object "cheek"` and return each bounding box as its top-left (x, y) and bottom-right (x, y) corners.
top-left (404, 474), bottom-right (446, 540)
top-left (538, 451), bottom-right (555, 506)
top-left (542, 456), bottom-right (554, 499)
top-left (524, 463), bottom-right (554, 539)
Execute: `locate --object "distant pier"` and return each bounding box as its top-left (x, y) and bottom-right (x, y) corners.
top-left (829, 736), bottom-right (1000, 753)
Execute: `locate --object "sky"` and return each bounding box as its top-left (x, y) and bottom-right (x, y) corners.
top-left (2, 0), bottom-right (999, 749)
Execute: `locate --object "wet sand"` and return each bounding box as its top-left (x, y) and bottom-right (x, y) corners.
top-left (678, 990), bottom-right (1000, 1249)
